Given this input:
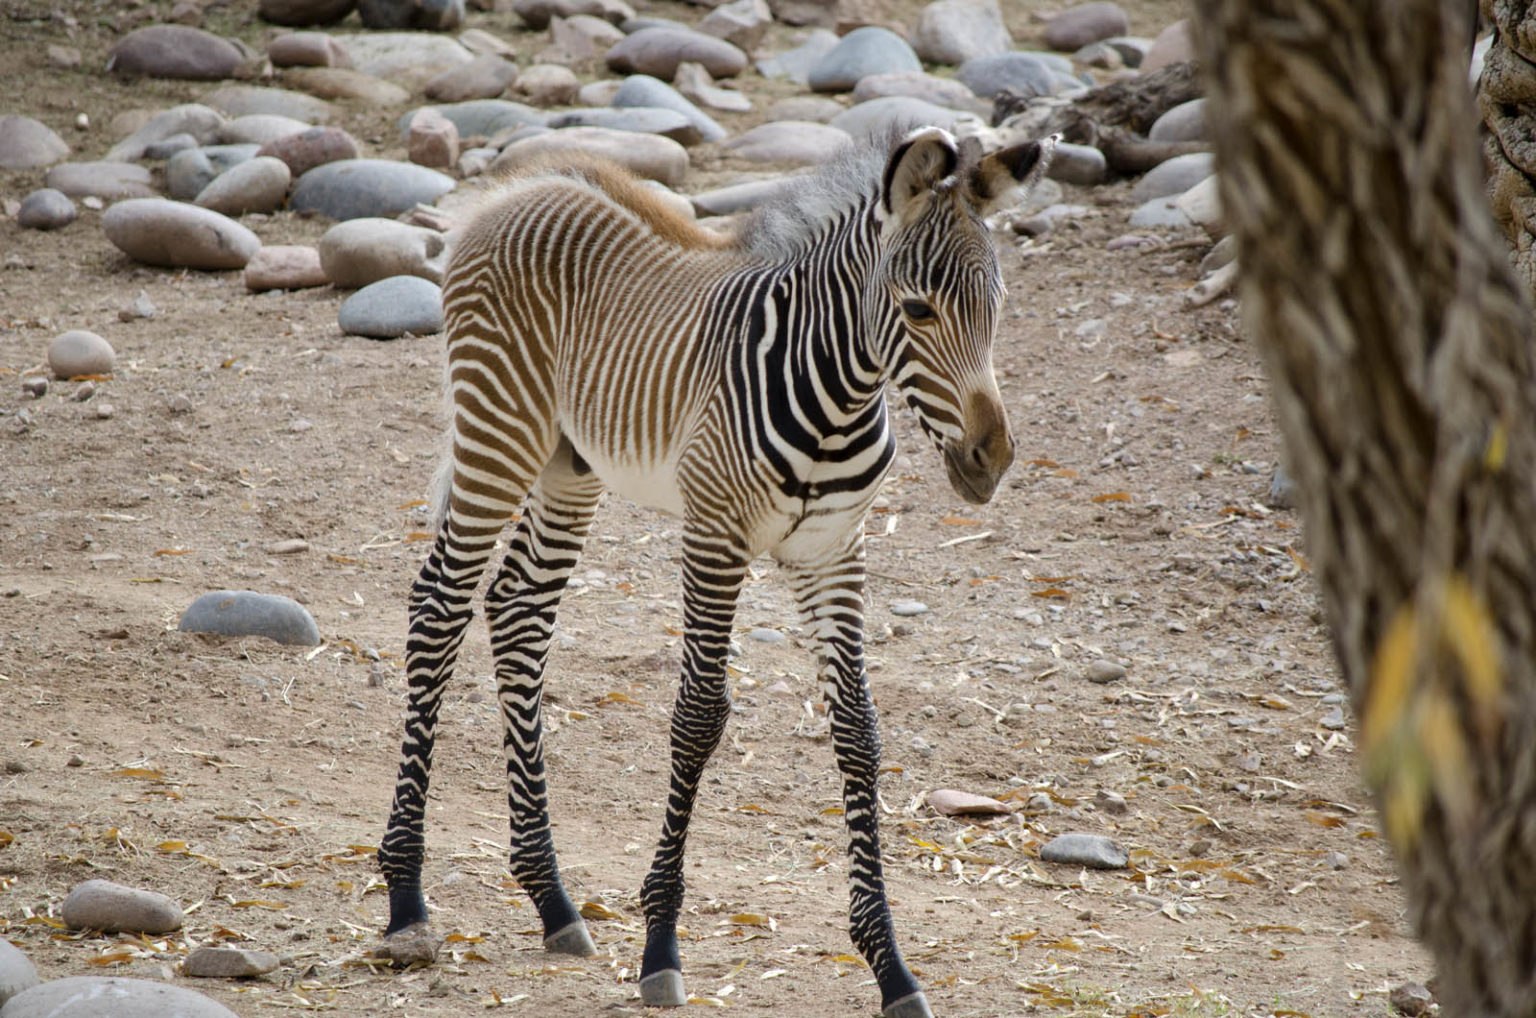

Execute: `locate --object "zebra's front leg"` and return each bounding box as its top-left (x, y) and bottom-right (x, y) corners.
top-left (486, 450), bottom-right (605, 957)
top-left (785, 543), bottom-right (931, 1018)
top-left (638, 531), bottom-right (748, 1006)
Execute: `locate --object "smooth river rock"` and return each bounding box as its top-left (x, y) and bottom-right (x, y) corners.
top-left (244, 245), bottom-right (329, 291)
top-left (267, 31), bottom-right (354, 67)
top-left (195, 156), bottom-right (292, 215)
top-left (1130, 152), bottom-right (1216, 202)
top-left (17, 188), bottom-right (78, 231)
top-left (106, 104), bottom-right (227, 162)
top-left (490, 126), bottom-right (689, 185)
top-left (179, 590), bottom-right (322, 645)
top-left (44, 162), bottom-right (157, 200)
top-left (217, 113), bottom-right (312, 145)
top-left (0, 115), bottom-right (70, 169)
top-left (319, 217), bottom-right (447, 287)
top-left (338, 275), bottom-right (444, 338)
top-left (1038, 832), bottom-right (1129, 870)
top-left (337, 31), bottom-right (476, 83)
top-left (722, 120), bottom-right (847, 164)
top-left (283, 67), bottom-right (412, 106)
top-left (807, 26), bottom-right (920, 92)
top-left (611, 74), bottom-right (726, 143)
top-left (0, 977), bottom-right (238, 1018)
top-left (424, 53), bottom-right (519, 101)
top-left (606, 27), bottom-right (748, 80)
top-left (260, 0), bottom-right (356, 26)
top-left (203, 84), bottom-right (335, 123)
top-left (911, 0), bottom-right (1012, 66)
top-left (182, 946), bottom-right (281, 979)
top-left (106, 25), bottom-right (251, 80)
top-left (48, 331), bottom-right (116, 378)
top-left (957, 51), bottom-right (1058, 98)
top-left (62, 880), bottom-right (184, 934)
top-left (547, 106), bottom-right (701, 145)
top-left (102, 199), bottom-right (261, 269)
top-left (255, 125), bottom-right (361, 176)
top-left (1042, 2), bottom-right (1129, 51)
top-left (289, 159), bottom-right (455, 220)
top-left (0, 940), bottom-right (39, 1008)
top-left (829, 96), bottom-right (964, 139)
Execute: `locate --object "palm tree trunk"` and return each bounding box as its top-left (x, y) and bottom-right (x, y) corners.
top-left (1482, 0), bottom-right (1536, 297)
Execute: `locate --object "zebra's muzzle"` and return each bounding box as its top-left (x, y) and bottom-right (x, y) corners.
top-left (942, 435), bottom-right (1013, 505)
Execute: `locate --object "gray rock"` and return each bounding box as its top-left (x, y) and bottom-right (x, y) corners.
top-left (0, 115), bottom-right (69, 170)
top-left (698, 0), bottom-right (771, 52)
top-left (256, 126), bottom-right (361, 177)
top-left (1043, 2), bottom-right (1129, 51)
top-left (62, 880), bottom-right (184, 934)
top-left (106, 104), bottom-right (227, 162)
top-left (284, 67), bottom-right (413, 106)
top-left (515, 0), bottom-right (633, 29)
top-left (48, 331), bottom-right (115, 379)
top-left (166, 150), bottom-right (217, 201)
top-left (830, 96), bottom-right (964, 139)
top-left (17, 188), bottom-right (78, 231)
top-left (407, 107), bottom-right (459, 168)
top-left (290, 159), bottom-right (455, 220)
top-left (756, 29), bottom-right (839, 84)
top-left (143, 134), bottom-right (201, 159)
top-left (546, 13), bottom-right (625, 64)
top-left (1127, 196), bottom-right (1191, 229)
top-left (691, 176), bottom-right (791, 216)
top-left (458, 27), bottom-right (518, 59)
top-left (607, 27), bottom-right (748, 80)
top-left (268, 31), bottom-right (354, 67)
top-left (764, 95), bottom-right (844, 122)
top-left (400, 99), bottom-right (546, 140)
top-left (195, 156), bottom-right (292, 215)
top-left (425, 54), bottom-right (519, 101)
top-left (0, 977), bottom-right (237, 1018)
top-left (1175, 175), bottom-right (1222, 236)
top-left (319, 218), bottom-right (447, 287)
top-left (1046, 141), bottom-right (1106, 186)
top-left (1130, 152), bottom-right (1215, 202)
top-left (1142, 18), bottom-right (1193, 73)
top-left (180, 590), bottom-right (321, 645)
top-left (338, 31), bottom-right (476, 83)
top-left (260, 0), bottom-right (356, 26)
top-left (767, 0), bottom-right (834, 26)
top-left (0, 941), bottom-right (39, 1008)
top-left (1268, 464), bottom-right (1296, 509)
top-left (723, 120), bottom-right (848, 164)
top-left (514, 64), bottom-right (583, 105)
top-left (1085, 659), bottom-right (1127, 683)
top-left (359, 0), bottom-right (464, 31)
top-left (1149, 98), bottom-right (1207, 143)
top-left (890, 600), bottom-right (929, 616)
top-left (103, 199), bottom-right (261, 269)
top-left (218, 113), bottom-right (312, 145)
top-left (44, 162), bottom-right (157, 200)
top-left (549, 106), bottom-right (701, 145)
top-left (245, 245), bottom-right (329, 290)
top-left (911, 0), bottom-right (1011, 66)
top-left (491, 126), bottom-right (688, 185)
top-left (1039, 833), bottom-right (1128, 869)
top-left (673, 61), bottom-right (752, 112)
top-left (338, 276), bottom-right (444, 338)
top-left (957, 51), bottom-right (1057, 98)
top-left (612, 74), bottom-right (727, 142)
top-left (203, 84), bottom-right (335, 123)
top-left (808, 26), bottom-right (920, 93)
top-left (1388, 982), bottom-right (1433, 1017)
top-left (106, 26), bottom-right (250, 80)
top-left (1320, 705), bottom-right (1348, 731)
top-left (183, 946), bottom-right (280, 979)
top-left (851, 72), bottom-right (988, 114)
top-left (619, 14), bottom-right (691, 33)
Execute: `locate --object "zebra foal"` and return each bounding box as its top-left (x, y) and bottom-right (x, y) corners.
top-left (377, 126), bottom-right (1054, 1018)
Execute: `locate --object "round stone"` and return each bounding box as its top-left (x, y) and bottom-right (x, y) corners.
top-left (62, 880), bottom-right (184, 934)
top-left (0, 977), bottom-right (238, 1018)
top-left (0, 939), bottom-right (39, 1008)
top-left (289, 159), bottom-right (455, 221)
top-left (398, 99), bottom-right (547, 140)
top-left (179, 590), bottom-right (322, 645)
top-left (218, 113), bottom-right (312, 145)
top-left (1149, 98), bottom-right (1208, 143)
top-left (606, 27), bottom-right (748, 80)
top-left (142, 134), bottom-right (201, 159)
top-left (1142, 18), bottom-right (1193, 73)
top-left (1128, 196), bottom-right (1192, 229)
top-left (611, 74), bottom-right (726, 143)
top-left (548, 106), bottom-right (700, 145)
top-left (336, 31), bottom-right (476, 84)
top-left (491, 126), bottom-right (689, 185)
top-left (102, 199), bottom-right (261, 270)
top-left (268, 31), bottom-right (354, 67)
top-left (337, 275), bottom-right (445, 338)
top-left (807, 26), bottom-right (921, 93)
top-left (255, 125), bottom-right (361, 176)
top-left (424, 53), bottom-right (519, 101)
top-left (105, 104), bottom-right (227, 162)
top-left (851, 72), bottom-right (988, 114)
top-left (1085, 659), bottom-right (1127, 683)
top-left (165, 149), bottom-right (218, 201)
top-left (105, 25), bottom-right (250, 80)
top-left (890, 600), bottom-right (929, 617)
top-left (515, 64), bottom-right (582, 106)
top-left (1130, 152), bottom-right (1216, 202)
top-left (756, 28), bottom-right (839, 84)
top-left (1047, 141), bottom-right (1107, 186)
top-left (203, 84), bottom-right (335, 124)
top-left (17, 188), bottom-right (78, 231)
top-left (698, 0), bottom-right (771, 51)
top-left (911, 0), bottom-right (1012, 66)
top-left (319, 217), bottom-right (447, 287)
top-left (244, 245), bottom-right (329, 291)
top-left (956, 51), bottom-right (1058, 98)
top-left (195, 155), bottom-right (292, 215)
top-left (1039, 833), bottom-right (1128, 869)
top-left (48, 330), bottom-right (116, 379)
top-left (829, 96), bottom-right (964, 139)
top-left (44, 161), bottom-right (157, 200)
top-left (260, 0), bottom-right (356, 25)
top-left (0, 115), bottom-right (70, 170)
top-left (723, 120), bottom-right (849, 164)
top-left (1042, 2), bottom-right (1129, 51)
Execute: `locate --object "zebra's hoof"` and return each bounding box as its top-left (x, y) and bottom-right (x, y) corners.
top-left (882, 991), bottom-right (934, 1018)
top-left (543, 920), bottom-right (597, 957)
top-left (638, 968), bottom-right (687, 1007)
top-left (372, 922), bottom-right (442, 968)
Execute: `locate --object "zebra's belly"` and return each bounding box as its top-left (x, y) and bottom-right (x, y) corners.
top-left (578, 446), bottom-right (688, 518)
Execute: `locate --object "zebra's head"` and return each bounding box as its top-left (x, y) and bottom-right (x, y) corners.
top-left (873, 127), bottom-right (1054, 505)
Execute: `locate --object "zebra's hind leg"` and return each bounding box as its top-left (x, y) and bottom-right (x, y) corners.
top-left (783, 539), bottom-right (931, 1018)
top-left (638, 528), bottom-right (749, 1006)
top-left (486, 440), bottom-right (605, 957)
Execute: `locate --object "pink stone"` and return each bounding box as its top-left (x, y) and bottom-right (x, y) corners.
top-left (407, 108), bottom-right (459, 169)
top-left (244, 245), bottom-right (329, 291)
top-left (256, 125), bottom-right (360, 176)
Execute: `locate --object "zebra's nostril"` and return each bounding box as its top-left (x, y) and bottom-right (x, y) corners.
top-left (968, 445), bottom-right (987, 470)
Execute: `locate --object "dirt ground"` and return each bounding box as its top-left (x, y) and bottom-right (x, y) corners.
top-left (0, 0), bottom-right (1432, 1015)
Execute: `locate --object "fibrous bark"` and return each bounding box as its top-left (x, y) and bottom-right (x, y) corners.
top-left (1195, 1), bottom-right (1536, 1013)
top-left (1482, 0), bottom-right (1536, 296)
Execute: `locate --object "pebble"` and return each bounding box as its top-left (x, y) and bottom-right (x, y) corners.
top-left (890, 600), bottom-right (929, 617)
top-left (1085, 659), bottom-right (1127, 683)
top-left (851, 71), bottom-right (987, 114)
top-left (1319, 706), bottom-right (1348, 731)
top-left (268, 31), bottom-right (354, 67)
top-left (0, 977), bottom-right (239, 1018)
top-left (62, 879), bottom-right (184, 934)
top-left (911, 0), bottom-right (1012, 66)
top-left (284, 67), bottom-right (412, 106)
top-left (746, 627), bottom-right (786, 643)
top-left (118, 291), bottom-right (158, 321)
top-left (319, 218), bottom-right (448, 287)
top-left (44, 162), bottom-right (158, 200)
top-left (1268, 465), bottom-right (1297, 509)
top-left (256, 125), bottom-right (361, 177)
top-left (244, 245), bottom-right (329, 291)
top-left (183, 945), bottom-right (281, 978)
top-left (339, 31), bottom-right (476, 83)
top-left (260, 0), bottom-right (357, 26)
top-left (491, 127), bottom-right (689, 185)
top-left (407, 107), bottom-right (461, 167)
top-left (1047, 141), bottom-right (1107, 186)
top-left (1388, 982), bottom-right (1434, 1017)
top-left (830, 96), bottom-right (961, 139)
top-left (195, 155), bottom-right (292, 215)
top-left (0, 115), bottom-right (70, 170)
top-left (612, 74), bottom-right (727, 143)
top-left (807, 26), bottom-right (920, 93)
top-left (926, 789), bottom-right (1010, 816)
top-left (179, 589), bottom-right (322, 645)
top-left (514, 64), bottom-right (584, 105)
top-left (673, 61), bottom-right (753, 112)
top-left (103, 199), bottom-right (261, 270)
top-left (1039, 832), bottom-right (1128, 870)
top-left (957, 51), bottom-right (1058, 99)
top-left (48, 330), bottom-right (116, 379)
top-left (549, 106), bottom-right (701, 145)
top-left (359, 0), bottom-right (464, 30)
top-left (289, 158), bottom-right (455, 220)
top-left (1149, 97), bottom-right (1207, 143)
top-left (607, 27), bottom-right (748, 80)
top-left (425, 53), bottom-right (519, 101)
top-left (756, 29), bottom-right (839, 84)
top-left (1130, 152), bottom-right (1215, 202)
top-left (106, 25), bottom-right (251, 80)
top-left (1094, 789), bottom-right (1128, 814)
top-left (21, 377), bottom-right (48, 399)
top-left (0, 940), bottom-right (39, 1008)
top-left (106, 104), bottom-right (227, 162)
top-left (1127, 196), bottom-right (1191, 229)
top-left (204, 85), bottom-right (335, 124)
top-left (1141, 18), bottom-right (1194, 73)
top-left (17, 188), bottom-right (78, 231)
top-left (1043, 2), bottom-right (1129, 51)
top-left (698, 0), bottom-right (772, 52)
top-left (338, 275), bottom-right (445, 338)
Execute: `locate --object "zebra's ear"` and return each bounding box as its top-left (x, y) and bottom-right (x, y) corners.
top-left (882, 127), bottom-right (960, 219)
top-left (969, 133), bottom-right (1059, 214)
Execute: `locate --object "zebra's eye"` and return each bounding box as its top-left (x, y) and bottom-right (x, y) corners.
top-left (901, 299), bottom-right (934, 321)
